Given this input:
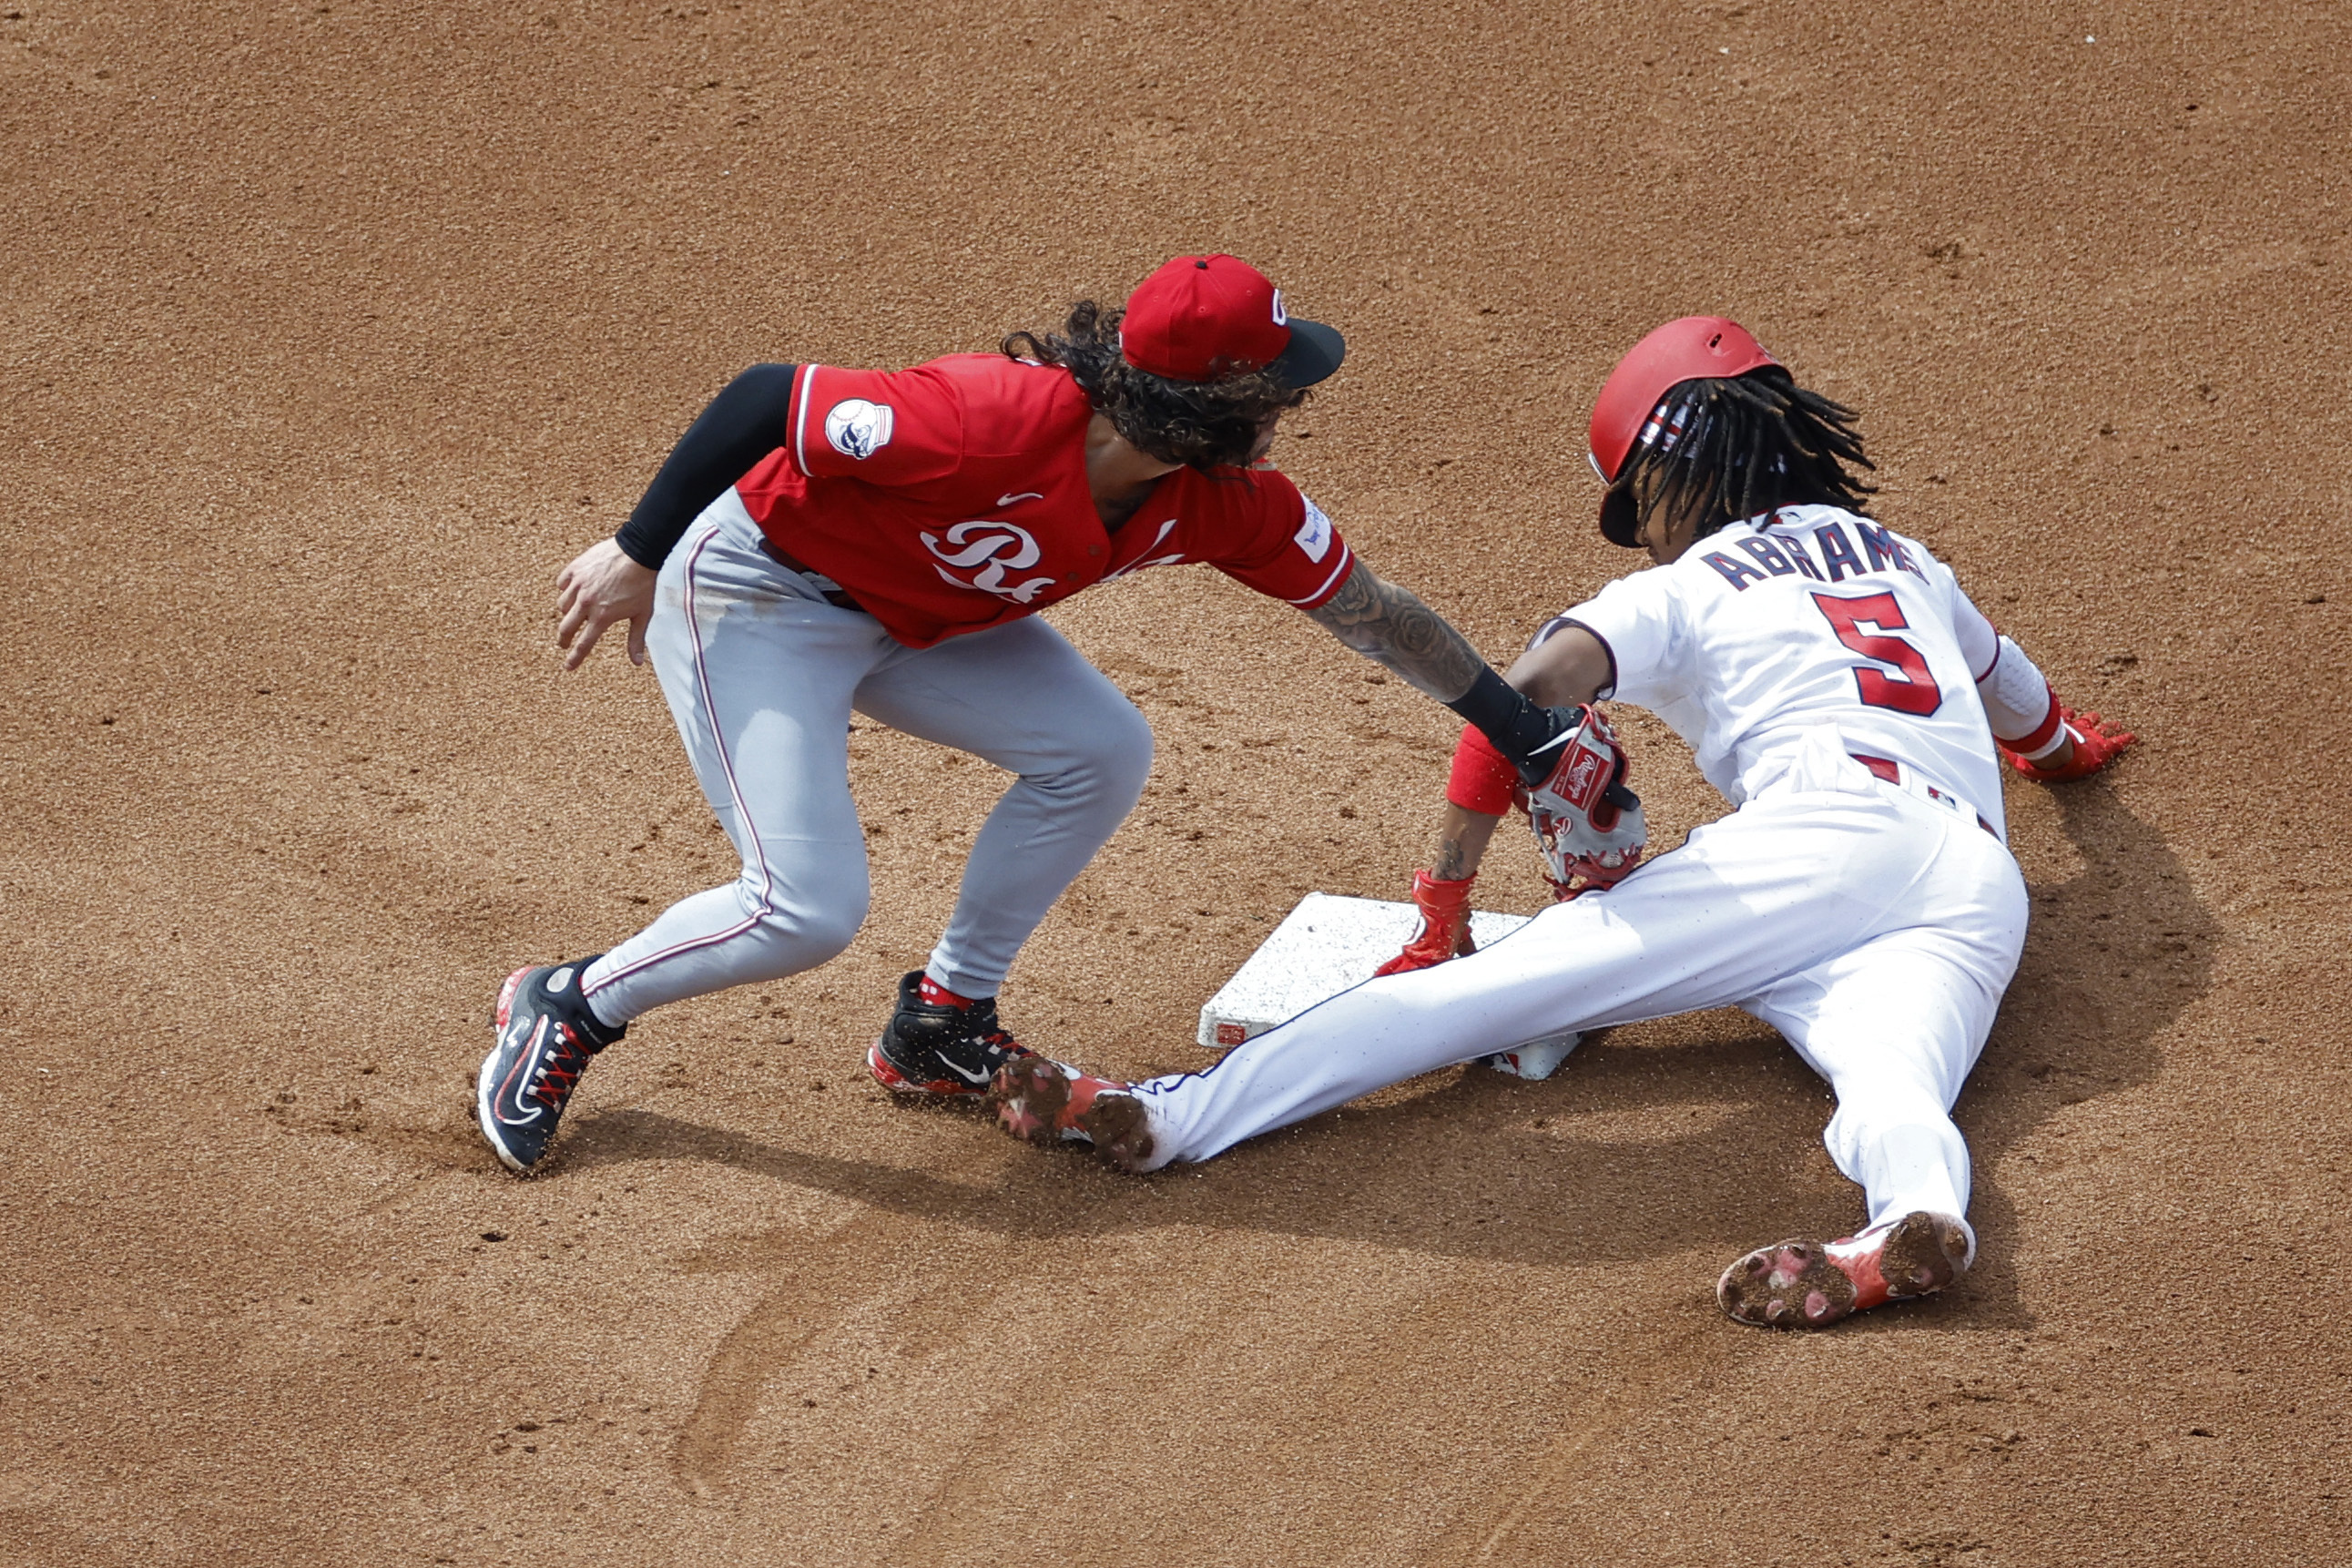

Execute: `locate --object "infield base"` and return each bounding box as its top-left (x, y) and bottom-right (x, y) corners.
top-left (1195, 892), bottom-right (1580, 1077)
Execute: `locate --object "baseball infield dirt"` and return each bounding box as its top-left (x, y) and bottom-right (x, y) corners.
top-left (5, 2), bottom-right (2347, 1563)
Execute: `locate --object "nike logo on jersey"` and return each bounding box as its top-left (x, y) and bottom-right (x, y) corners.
top-left (996, 492), bottom-right (1044, 507)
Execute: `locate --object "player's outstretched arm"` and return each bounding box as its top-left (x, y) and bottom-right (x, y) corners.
top-left (1302, 558), bottom-right (1488, 701)
top-left (1302, 556), bottom-right (1612, 787)
top-left (1958, 597), bottom-right (2134, 782)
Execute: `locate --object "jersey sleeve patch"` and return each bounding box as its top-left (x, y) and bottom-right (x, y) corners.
top-left (1293, 494), bottom-right (1335, 562)
top-left (789, 362), bottom-right (964, 485)
top-left (823, 398), bottom-right (894, 460)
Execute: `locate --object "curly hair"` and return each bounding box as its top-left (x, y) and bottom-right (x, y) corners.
top-left (1003, 300), bottom-right (1308, 472)
top-left (1614, 366), bottom-right (1877, 540)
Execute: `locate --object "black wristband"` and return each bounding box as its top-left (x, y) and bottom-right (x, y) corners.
top-left (1445, 667), bottom-right (1576, 783)
top-left (614, 362), bottom-right (799, 569)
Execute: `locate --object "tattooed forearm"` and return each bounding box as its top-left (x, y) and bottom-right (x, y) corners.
top-left (1433, 801), bottom-right (1504, 881)
top-left (1304, 560), bottom-right (1487, 702)
top-left (1435, 832), bottom-right (1474, 881)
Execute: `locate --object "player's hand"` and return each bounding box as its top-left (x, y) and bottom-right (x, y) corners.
top-left (556, 538), bottom-right (658, 670)
top-left (1373, 871), bottom-right (1476, 976)
top-left (2003, 706), bottom-right (2134, 782)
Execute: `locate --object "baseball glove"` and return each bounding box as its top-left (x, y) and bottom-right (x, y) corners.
top-left (1520, 704), bottom-right (1646, 896)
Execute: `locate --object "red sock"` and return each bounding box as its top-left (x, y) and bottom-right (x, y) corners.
top-left (917, 976), bottom-right (982, 1009)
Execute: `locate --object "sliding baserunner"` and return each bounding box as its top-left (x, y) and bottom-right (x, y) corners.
top-left (991, 316), bottom-right (2133, 1329)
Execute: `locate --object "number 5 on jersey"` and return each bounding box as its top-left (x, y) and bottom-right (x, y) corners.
top-left (1812, 591), bottom-right (1943, 716)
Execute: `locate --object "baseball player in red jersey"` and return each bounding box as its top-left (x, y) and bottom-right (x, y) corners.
top-left (478, 256), bottom-right (1604, 1174)
top-left (990, 317), bottom-right (2135, 1329)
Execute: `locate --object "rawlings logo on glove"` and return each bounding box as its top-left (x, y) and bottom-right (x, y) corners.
top-left (1519, 705), bottom-right (1647, 897)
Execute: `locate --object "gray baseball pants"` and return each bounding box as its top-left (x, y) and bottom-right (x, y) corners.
top-left (580, 491), bottom-right (1153, 1024)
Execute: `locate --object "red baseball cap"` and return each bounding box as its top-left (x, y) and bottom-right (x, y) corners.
top-left (1589, 316), bottom-right (1777, 546)
top-left (1121, 254), bottom-right (1346, 386)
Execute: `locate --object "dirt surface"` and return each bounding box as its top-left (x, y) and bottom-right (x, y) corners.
top-left (5, 1), bottom-right (2348, 1563)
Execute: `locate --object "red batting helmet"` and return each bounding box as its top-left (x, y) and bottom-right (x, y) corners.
top-left (1589, 316), bottom-right (1776, 546)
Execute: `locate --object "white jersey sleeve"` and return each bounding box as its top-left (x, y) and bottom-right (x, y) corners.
top-left (1537, 567), bottom-right (1720, 783)
top-left (1542, 566), bottom-right (1685, 708)
top-left (1947, 578), bottom-right (2001, 681)
top-left (1926, 553), bottom-right (2066, 758)
top-left (1942, 579), bottom-right (2068, 762)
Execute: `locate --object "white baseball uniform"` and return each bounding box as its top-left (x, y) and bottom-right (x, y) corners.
top-left (1119, 505), bottom-right (2067, 1243)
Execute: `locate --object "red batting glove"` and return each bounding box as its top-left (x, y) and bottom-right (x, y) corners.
top-left (1374, 871), bottom-right (1476, 976)
top-left (2002, 706), bottom-right (2135, 782)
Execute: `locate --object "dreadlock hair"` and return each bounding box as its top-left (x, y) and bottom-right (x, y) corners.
top-left (1614, 366), bottom-right (1877, 542)
top-left (1003, 300), bottom-right (1308, 473)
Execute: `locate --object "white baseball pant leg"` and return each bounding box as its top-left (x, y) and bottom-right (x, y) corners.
top-left (1743, 921), bottom-right (2012, 1243)
top-left (1125, 773), bottom-right (2025, 1232)
top-left (579, 493), bottom-right (1150, 1024)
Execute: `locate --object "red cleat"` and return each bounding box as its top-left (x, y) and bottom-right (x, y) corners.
top-left (1716, 1210), bottom-right (1973, 1329)
top-left (986, 1056), bottom-right (1162, 1172)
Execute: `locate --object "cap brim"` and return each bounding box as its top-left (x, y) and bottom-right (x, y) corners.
top-left (1598, 483), bottom-right (1643, 547)
top-left (1269, 318), bottom-right (1345, 388)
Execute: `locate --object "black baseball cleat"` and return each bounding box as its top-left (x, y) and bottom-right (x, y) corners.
top-left (477, 957), bottom-right (626, 1175)
top-left (868, 970), bottom-right (1032, 1097)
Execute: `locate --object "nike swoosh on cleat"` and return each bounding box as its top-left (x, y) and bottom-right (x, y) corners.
top-left (495, 1018), bottom-right (552, 1125)
top-left (941, 1057), bottom-right (993, 1084)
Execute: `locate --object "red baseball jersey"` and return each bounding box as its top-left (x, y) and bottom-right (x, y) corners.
top-left (730, 354), bottom-right (1354, 648)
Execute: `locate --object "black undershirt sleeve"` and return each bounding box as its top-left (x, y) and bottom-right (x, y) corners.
top-left (1444, 667), bottom-right (1579, 784)
top-left (613, 362), bottom-right (799, 569)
